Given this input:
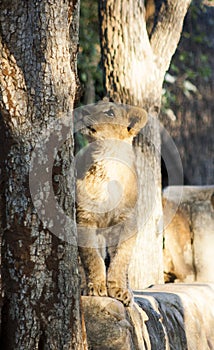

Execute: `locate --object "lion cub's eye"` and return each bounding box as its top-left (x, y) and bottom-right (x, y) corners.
top-left (105, 109), bottom-right (115, 117)
top-left (87, 126), bottom-right (96, 133)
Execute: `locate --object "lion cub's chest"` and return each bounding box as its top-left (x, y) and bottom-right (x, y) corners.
top-left (85, 159), bottom-right (137, 205)
top-left (76, 143), bottom-right (137, 223)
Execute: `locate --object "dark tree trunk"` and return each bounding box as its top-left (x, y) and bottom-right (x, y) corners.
top-left (0, 1), bottom-right (86, 349)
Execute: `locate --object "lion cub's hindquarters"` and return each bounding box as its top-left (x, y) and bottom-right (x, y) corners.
top-left (75, 100), bottom-right (147, 306)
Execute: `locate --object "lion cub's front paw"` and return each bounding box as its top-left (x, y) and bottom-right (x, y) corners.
top-left (87, 281), bottom-right (107, 297)
top-left (107, 283), bottom-right (133, 306)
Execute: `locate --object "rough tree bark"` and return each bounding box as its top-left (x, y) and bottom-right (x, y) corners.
top-left (99, 0), bottom-right (191, 288)
top-left (0, 1), bottom-right (86, 349)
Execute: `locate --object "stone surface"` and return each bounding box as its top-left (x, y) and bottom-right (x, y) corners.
top-left (163, 186), bottom-right (214, 282)
top-left (82, 283), bottom-right (214, 350)
top-left (82, 296), bottom-right (133, 350)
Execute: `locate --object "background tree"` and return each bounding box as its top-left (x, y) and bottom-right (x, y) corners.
top-left (99, 0), bottom-right (191, 288)
top-left (0, 1), bottom-right (86, 349)
top-left (78, 0), bottom-right (213, 188)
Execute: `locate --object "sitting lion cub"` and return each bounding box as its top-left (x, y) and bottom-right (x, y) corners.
top-left (75, 99), bottom-right (147, 306)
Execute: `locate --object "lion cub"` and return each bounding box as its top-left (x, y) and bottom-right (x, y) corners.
top-left (75, 99), bottom-right (147, 306)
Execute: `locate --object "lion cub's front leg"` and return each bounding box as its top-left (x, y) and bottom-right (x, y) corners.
top-left (107, 235), bottom-right (136, 306)
top-left (79, 247), bottom-right (107, 297)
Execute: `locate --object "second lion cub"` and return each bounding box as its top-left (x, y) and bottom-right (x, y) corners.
top-left (75, 99), bottom-right (147, 306)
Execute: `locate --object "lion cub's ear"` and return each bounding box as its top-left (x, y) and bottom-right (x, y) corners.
top-left (127, 107), bottom-right (148, 135)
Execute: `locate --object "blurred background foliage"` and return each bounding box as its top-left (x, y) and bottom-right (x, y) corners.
top-left (77, 0), bottom-right (103, 104)
top-left (161, 0), bottom-right (214, 186)
top-left (162, 0), bottom-right (214, 113)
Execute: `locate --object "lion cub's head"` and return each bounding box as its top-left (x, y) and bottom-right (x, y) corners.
top-left (75, 99), bottom-right (148, 143)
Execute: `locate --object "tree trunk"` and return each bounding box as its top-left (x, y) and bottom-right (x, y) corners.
top-left (99, 0), bottom-right (191, 288)
top-left (0, 1), bottom-right (86, 349)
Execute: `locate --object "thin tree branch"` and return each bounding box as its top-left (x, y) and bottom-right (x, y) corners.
top-left (150, 0), bottom-right (192, 78)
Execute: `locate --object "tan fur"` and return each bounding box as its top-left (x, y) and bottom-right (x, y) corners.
top-left (75, 100), bottom-right (147, 306)
top-left (163, 198), bottom-right (195, 283)
top-left (163, 186), bottom-right (214, 283)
